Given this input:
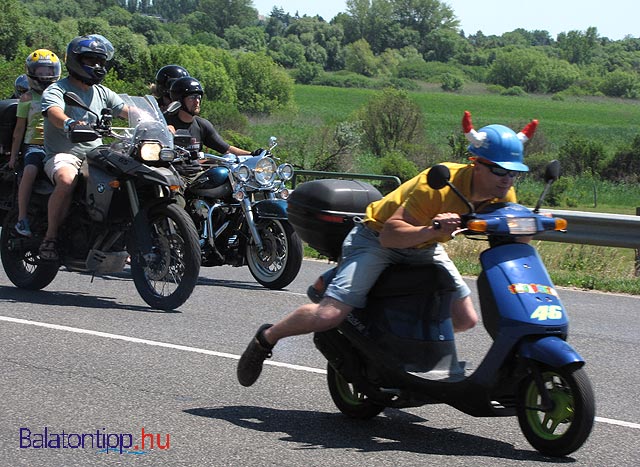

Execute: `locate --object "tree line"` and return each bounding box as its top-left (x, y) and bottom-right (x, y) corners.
top-left (1, 0), bottom-right (639, 100)
top-left (1, 0), bottom-right (639, 187)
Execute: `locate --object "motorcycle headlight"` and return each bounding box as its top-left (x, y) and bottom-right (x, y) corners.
top-left (255, 157), bottom-right (276, 186)
top-left (277, 163), bottom-right (294, 181)
top-left (236, 164), bottom-right (250, 182)
top-left (139, 142), bottom-right (162, 161)
top-left (160, 148), bottom-right (176, 162)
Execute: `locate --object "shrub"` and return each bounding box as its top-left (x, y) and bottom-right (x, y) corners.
top-left (500, 86), bottom-right (527, 96)
top-left (441, 72), bottom-right (464, 92)
top-left (357, 88), bottom-right (425, 157)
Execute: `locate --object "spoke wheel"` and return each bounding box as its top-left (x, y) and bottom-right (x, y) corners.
top-left (246, 219), bottom-right (303, 290)
top-left (326, 363), bottom-right (385, 419)
top-left (517, 365), bottom-right (595, 457)
top-left (0, 210), bottom-right (58, 290)
top-left (130, 204), bottom-right (200, 311)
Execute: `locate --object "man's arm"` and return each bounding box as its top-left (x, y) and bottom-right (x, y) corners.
top-left (379, 205), bottom-right (461, 249)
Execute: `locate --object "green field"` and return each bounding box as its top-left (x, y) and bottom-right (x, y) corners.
top-left (272, 84), bottom-right (640, 294)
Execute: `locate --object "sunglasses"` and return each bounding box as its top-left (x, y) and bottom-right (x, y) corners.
top-left (475, 159), bottom-right (522, 178)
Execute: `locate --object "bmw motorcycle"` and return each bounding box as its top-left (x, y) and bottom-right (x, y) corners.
top-left (173, 133), bottom-right (303, 290)
top-left (0, 93), bottom-right (201, 311)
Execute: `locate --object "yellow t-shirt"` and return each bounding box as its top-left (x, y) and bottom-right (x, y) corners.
top-left (364, 162), bottom-right (517, 247)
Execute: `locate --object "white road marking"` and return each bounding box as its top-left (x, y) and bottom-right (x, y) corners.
top-left (1, 315), bottom-right (637, 429)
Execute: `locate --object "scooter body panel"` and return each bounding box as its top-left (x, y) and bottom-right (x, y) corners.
top-left (518, 335), bottom-right (585, 368)
top-left (479, 243), bottom-right (568, 331)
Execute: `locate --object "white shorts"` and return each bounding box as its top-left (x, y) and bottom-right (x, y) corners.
top-left (44, 153), bottom-right (83, 183)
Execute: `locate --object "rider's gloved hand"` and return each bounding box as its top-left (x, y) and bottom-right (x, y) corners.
top-left (252, 148), bottom-right (265, 156)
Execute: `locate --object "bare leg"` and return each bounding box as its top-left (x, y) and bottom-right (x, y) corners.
top-left (45, 165), bottom-right (77, 240)
top-left (451, 295), bottom-right (478, 333)
top-left (17, 165), bottom-right (38, 220)
top-left (262, 297), bottom-right (354, 345)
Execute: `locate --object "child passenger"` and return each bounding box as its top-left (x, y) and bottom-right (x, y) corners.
top-left (8, 49), bottom-right (62, 236)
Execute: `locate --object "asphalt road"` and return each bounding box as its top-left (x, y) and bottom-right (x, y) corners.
top-left (1, 256), bottom-right (639, 466)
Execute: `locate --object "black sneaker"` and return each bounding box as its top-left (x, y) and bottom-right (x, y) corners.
top-left (237, 324), bottom-right (274, 387)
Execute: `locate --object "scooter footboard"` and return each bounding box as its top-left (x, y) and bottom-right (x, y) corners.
top-left (519, 336), bottom-right (585, 368)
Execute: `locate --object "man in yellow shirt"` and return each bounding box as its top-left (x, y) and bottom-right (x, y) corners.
top-left (237, 111), bottom-right (538, 387)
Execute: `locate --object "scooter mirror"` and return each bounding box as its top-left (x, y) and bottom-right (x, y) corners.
top-left (544, 160), bottom-right (561, 183)
top-left (427, 164), bottom-right (451, 190)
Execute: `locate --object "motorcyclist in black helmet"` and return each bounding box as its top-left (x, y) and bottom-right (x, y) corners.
top-left (164, 76), bottom-right (251, 157)
top-left (38, 34), bottom-right (130, 261)
top-left (153, 64), bottom-right (190, 112)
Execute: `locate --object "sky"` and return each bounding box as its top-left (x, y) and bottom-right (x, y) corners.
top-left (251, 0), bottom-right (638, 40)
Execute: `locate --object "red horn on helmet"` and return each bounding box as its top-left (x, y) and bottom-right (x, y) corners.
top-left (517, 119), bottom-right (539, 143)
top-left (462, 110), bottom-right (485, 147)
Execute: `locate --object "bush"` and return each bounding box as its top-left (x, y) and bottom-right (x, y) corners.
top-left (357, 88), bottom-right (425, 157)
top-left (441, 72), bottom-right (464, 92)
top-left (500, 86), bottom-right (527, 96)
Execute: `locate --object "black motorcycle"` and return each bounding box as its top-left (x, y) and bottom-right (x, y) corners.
top-left (173, 133), bottom-right (303, 290)
top-left (0, 93), bottom-right (201, 311)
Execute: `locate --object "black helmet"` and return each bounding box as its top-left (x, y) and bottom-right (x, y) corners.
top-left (155, 65), bottom-right (190, 98)
top-left (65, 34), bottom-right (114, 85)
top-left (14, 74), bottom-right (29, 97)
top-left (169, 76), bottom-right (204, 102)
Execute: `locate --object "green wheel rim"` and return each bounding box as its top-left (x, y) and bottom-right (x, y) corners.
top-left (524, 371), bottom-right (575, 440)
top-left (334, 370), bottom-right (368, 407)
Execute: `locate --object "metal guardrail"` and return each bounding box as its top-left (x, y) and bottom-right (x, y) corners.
top-left (538, 209), bottom-right (640, 249)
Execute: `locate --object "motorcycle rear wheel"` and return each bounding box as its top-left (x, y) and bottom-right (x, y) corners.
top-left (130, 203), bottom-right (201, 311)
top-left (0, 210), bottom-right (58, 290)
top-left (516, 365), bottom-right (595, 457)
top-left (246, 219), bottom-right (303, 290)
top-left (327, 363), bottom-right (385, 419)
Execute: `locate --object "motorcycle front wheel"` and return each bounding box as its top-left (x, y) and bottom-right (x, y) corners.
top-left (516, 364), bottom-right (595, 457)
top-left (130, 203), bottom-right (201, 311)
top-left (0, 210), bottom-right (59, 290)
top-left (245, 219), bottom-right (303, 290)
top-left (327, 363), bottom-right (385, 419)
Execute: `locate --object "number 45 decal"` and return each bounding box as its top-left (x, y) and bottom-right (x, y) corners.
top-left (530, 305), bottom-right (563, 320)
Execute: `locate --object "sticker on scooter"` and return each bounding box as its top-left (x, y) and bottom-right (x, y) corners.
top-left (509, 283), bottom-right (558, 296)
top-left (530, 305), bottom-right (564, 320)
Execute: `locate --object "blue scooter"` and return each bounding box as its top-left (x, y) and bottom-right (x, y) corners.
top-left (307, 161), bottom-right (595, 457)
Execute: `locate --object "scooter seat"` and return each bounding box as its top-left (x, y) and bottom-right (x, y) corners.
top-left (368, 263), bottom-right (457, 298)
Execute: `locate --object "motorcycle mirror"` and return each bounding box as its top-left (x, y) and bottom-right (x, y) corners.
top-left (164, 101), bottom-right (181, 114)
top-left (426, 164), bottom-right (451, 190)
top-left (269, 136), bottom-right (277, 146)
top-left (63, 91), bottom-right (99, 120)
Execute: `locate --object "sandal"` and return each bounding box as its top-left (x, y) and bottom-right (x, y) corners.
top-left (39, 239), bottom-right (59, 262)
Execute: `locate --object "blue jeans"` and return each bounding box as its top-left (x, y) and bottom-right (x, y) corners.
top-left (22, 145), bottom-right (46, 171)
top-left (323, 222), bottom-right (471, 309)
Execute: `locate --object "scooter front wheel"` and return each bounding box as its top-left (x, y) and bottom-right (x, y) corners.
top-left (516, 365), bottom-right (595, 457)
top-left (327, 364), bottom-right (385, 419)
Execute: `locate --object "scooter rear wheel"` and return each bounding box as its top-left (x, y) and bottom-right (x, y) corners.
top-left (516, 365), bottom-right (595, 457)
top-left (327, 364), bottom-right (385, 419)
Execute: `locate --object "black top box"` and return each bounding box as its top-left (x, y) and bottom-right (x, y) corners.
top-left (0, 99), bottom-right (18, 154)
top-left (288, 179), bottom-right (382, 260)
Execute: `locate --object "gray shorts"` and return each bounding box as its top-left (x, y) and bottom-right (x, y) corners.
top-left (44, 153), bottom-right (83, 184)
top-left (324, 223), bottom-right (471, 309)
